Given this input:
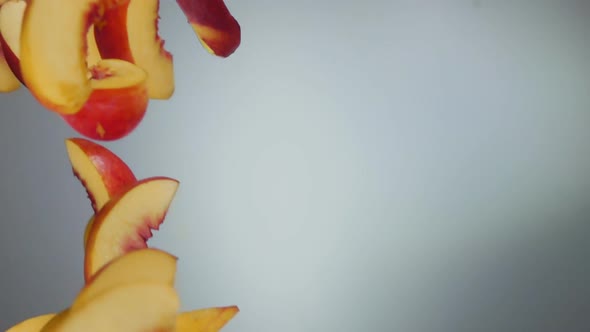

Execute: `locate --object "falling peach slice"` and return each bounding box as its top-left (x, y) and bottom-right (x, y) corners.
top-left (177, 306), bottom-right (240, 332)
top-left (175, 0), bottom-right (241, 57)
top-left (84, 176), bottom-right (179, 282)
top-left (40, 283), bottom-right (180, 332)
top-left (6, 314), bottom-right (56, 332)
top-left (0, 0), bottom-right (24, 90)
top-left (74, 248), bottom-right (177, 308)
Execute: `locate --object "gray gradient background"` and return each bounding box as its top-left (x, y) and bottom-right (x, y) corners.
top-left (1, 1), bottom-right (590, 331)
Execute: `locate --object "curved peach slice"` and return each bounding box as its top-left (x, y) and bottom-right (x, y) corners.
top-left (0, 0), bottom-right (24, 82)
top-left (65, 137), bottom-right (137, 213)
top-left (175, 0), bottom-right (241, 57)
top-left (127, 0), bottom-right (174, 99)
top-left (86, 26), bottom-right (102, 68)
top-left (6, 314), bottom-right (56, 332)
top-left (84, 177), bottom-right (179, 282)
top-left (19, 0), bottom-right (141, 115)
top-left (40, 283), bottom-right (180, 332)
top-left (61, 59), bottom-right (149, 141)
top-left (177, 306), bottom-right (239, 332)
top-left (64, 137), bottom-right (137, 246)
top-left (74, 249), bottom-right (177, 307)
top-left (0, 39), bottom-right (19, 92)
top-left (95, 0), bottom-right (174, 99)
top-left (1, 0), bottom-right (102, 85)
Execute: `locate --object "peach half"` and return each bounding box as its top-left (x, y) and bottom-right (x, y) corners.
top-left (61, 59), bottom-right (149, 141)
top-left (84, 176), bottom-right (179, 282)
top-left (14, 0), bottom-right (149, 139)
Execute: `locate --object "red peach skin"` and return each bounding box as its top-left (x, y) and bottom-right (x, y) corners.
top-left (175, 0), bottom-right (241, 57)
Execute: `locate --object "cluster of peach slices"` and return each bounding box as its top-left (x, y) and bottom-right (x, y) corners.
top-left (0, 0), bottom-right (240, 141)
top-left (5, 137), bottom-right (239, 332)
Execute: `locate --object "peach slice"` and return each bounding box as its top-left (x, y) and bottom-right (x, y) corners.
top-left (84, 176), bottom-right (179, 282)
top-left (177, 306), bottom-right (239, 332)
top-left (94, 0), bottom-right (175, 99)
top-left (0, 0), bottom-right (24, 90)
top-left (40, 283), bottom-right (180, 332)
top-left (65, 137), bottom-right (137, 245)
top-left (61, 59), bottom-right (149, 141)
top-left (175, 0), bottom-right (241, 57)
top-left (0, 0), bottom-right (24, 81)
top-left (65, 137), bottom-right (137, 214)
top-left (0, 0), bottom-right (102, 85)
top-left (6, 314), bottom-right (56, 332)
top-left (0, 39), bottom-right (19, 92)
top-left (74, 248), bottom-right (177, 308)
top-left (86, 26), bottom-right (102, 68)
top-left (19, 0), bottom-right (142, 115)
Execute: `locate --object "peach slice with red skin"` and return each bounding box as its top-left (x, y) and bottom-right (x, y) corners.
top-left (177, 306), bottom-right (239, 332)
top-left (0, 39), bottom-right (19, 92)
top-left (0, 0), bottom-right (23, 90)
top-left (65, 137), bottom-right (137, 246)
top-left (175, 0), bottom-right (241, 57)
top-left (84, 176), bottom-right (179, 282)
top-left (86, 26), bottom-right (102, 68)
top-left (19, 0), bottom-right (145, 115)
top-left (16, 0), bottom-right (150, 140)
top-left (65, 137), bottom-right (137, 214)
top-left (0, 0), bottom-right (101, 85)
top-left (95, 0), bottom-right (175, 99)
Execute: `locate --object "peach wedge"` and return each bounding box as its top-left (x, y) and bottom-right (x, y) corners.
top-left (0, 40), bottom-right (19, 92)
top-left (177, 306), bottom-right (240, 332)
top-left (0, 0), bottom-right (101, 86)
top-left (176, 0), bottom-right (241, 57)
top-left (6, 314), bottom-right (56, 332)
top-left (84, 176), bottom-right (179, 282)
top-left (74, 248), bottom-right (177, 308)
top-left (65, 137), bottom-right (137, 214)
top-left (0, 0), bottom-right (24, 91)
top-left (40, 283), bottom-right (180, 332)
